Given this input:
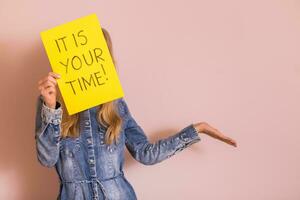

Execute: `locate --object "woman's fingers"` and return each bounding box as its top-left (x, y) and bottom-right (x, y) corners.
top-left (38, 79), bottom-right (57, 97)
top-left (37, 72), bottom-right (61, 108)
top-left (38, 80), bottom-right (55, 91)
top-left (49, 71), bottom-right (61, 79)
top-left (38, 74), bottom-right (58, 87)
top-left (40, 84), bottom-right (55, 95)
top-left (38, 72), bottom-right (60, 85)
top-left (213, 129), bottom-right (237, 147)
top-left (44, 86), bottom-right (56, 95)
top-left (38, 72), bottom-right (61, 91)
top-left (41, 86), bottom-right (56, 100)
top-left (198, 122), bottom-right (237, 147)
top-left (220, 136), bottom-right (237, 147)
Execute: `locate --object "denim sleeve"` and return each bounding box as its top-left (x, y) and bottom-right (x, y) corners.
top-left (118, 98), bottom-right (201, 165)
top-left (34, 94), bottom-right (63, 167)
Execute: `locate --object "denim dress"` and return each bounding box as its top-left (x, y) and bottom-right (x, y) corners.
top-left (34, 95), bottom-right (201, 200)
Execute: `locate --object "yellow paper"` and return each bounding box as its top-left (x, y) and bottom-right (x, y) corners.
top-left (40, 13), bottom-right (124, 115)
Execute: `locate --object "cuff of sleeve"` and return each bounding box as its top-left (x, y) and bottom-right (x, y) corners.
top-left (178, 123), bottom-right (201, 147)
top-left (41, 101), bottom-right (63, 125)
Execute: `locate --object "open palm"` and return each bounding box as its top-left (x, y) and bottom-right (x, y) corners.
top-left (193, 122), bottom-right (237, 147)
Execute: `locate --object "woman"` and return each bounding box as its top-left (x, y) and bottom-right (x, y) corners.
top-left (35, 28), bottom-right (237, 200)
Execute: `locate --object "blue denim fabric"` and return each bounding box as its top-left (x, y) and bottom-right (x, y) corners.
top-left (34, 95), bottom-right (201, 200)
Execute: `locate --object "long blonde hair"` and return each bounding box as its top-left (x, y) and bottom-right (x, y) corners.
top-left (57, 28), bottom-right (123, 145)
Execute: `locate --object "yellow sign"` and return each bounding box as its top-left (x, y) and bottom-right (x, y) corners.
top-left (40, 13), bottom-right (124, 115)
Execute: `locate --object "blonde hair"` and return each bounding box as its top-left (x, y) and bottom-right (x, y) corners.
top-left (57, 28), bottom-right (123, 145)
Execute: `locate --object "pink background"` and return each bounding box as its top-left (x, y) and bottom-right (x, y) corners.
top-left (0, 0), bottom-right (299, 199)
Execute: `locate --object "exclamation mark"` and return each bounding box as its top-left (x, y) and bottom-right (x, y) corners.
top-left (101, 64), bottom-right (108, 81)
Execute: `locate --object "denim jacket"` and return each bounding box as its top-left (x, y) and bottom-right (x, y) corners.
top-left (34, 94), bottom-right (201, 200)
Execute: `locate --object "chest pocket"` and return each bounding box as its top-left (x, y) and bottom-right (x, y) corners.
top-left (60, 137), bottom-right (83, 180)
top-left (60, 137), bottom-right (81, 156)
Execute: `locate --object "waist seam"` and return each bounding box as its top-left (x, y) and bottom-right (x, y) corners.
top-left (61, 172), bottom-right (124, 184)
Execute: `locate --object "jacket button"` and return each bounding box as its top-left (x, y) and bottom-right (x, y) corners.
top-left (85, 121), bottom-right (90, 125)
top-left (87, 139), bottom-right (92, 144)
top-left (89, 159), bottom-right (94, 164)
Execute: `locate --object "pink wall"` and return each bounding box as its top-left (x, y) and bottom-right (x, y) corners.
top-left (0, 0), bottom-right (299, 199)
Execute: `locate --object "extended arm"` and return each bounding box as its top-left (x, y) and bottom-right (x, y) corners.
top-left (34, 94), bottom-right (62, 167)
top-left (118, 98), bottom-right (201, 165)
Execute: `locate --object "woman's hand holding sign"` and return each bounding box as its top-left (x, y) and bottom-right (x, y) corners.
top-left (38, 72), bottom-right (61, 109)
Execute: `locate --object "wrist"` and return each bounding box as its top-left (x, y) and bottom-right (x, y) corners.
top-left (193, 122), bottom-right (205, 133)
top-left (43, 101), bottom-right (61, 110)
top-left (41, 101), bottom-right (63, 125)
top-left (46, 103), bottom-right (56, 109)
